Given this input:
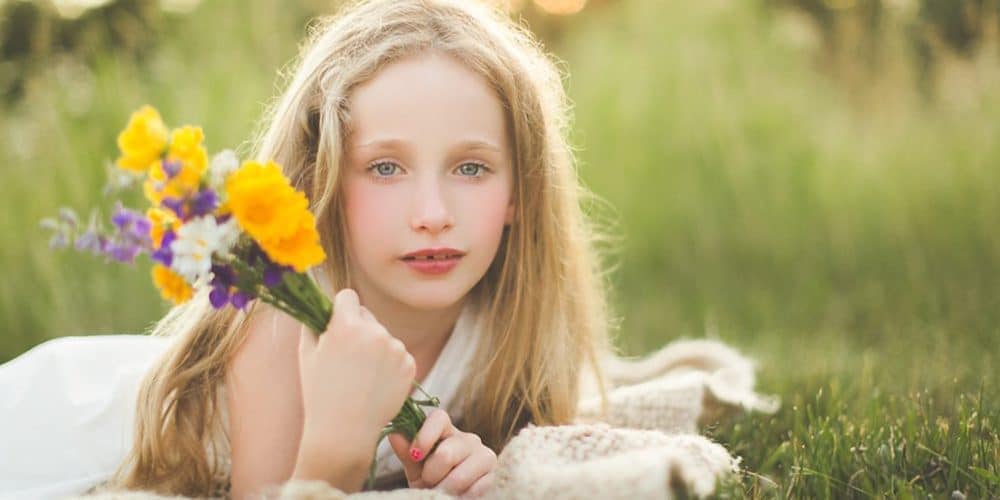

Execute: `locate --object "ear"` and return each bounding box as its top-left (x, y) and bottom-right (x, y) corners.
top-left (505, 202), bottom-right (515, 225)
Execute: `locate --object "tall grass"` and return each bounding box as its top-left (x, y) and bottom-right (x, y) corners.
top-left (0, 0), bottom-right (996, 496)
top-left (558, 1), bottom-right (998, 495)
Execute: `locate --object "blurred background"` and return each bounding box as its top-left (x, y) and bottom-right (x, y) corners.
top-left (1, 0), bottom-right (997, 496)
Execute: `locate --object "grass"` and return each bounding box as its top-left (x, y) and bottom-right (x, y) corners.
top-left (560, 1), bottom-right (998, 496)
top-left (1, 0), bottom-right (997, 497)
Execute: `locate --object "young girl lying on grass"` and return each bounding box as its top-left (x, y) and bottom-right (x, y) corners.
top-left (103, 0), bottom-right (615, 497)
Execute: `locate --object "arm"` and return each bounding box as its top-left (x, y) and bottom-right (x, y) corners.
top-left (225, 303), bottom-right (369, 499)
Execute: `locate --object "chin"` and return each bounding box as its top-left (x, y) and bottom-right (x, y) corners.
top-left (393, 282), bottom-right (472, 311)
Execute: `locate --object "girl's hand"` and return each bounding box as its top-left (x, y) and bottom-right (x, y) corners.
top-left (294, 288), bottom-right (417, 489)
top-left (387, 409), bottom-right (497, 498)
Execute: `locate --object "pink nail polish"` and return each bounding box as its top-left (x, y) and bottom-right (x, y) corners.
top-left (410, 448), bottom-right (423, 461)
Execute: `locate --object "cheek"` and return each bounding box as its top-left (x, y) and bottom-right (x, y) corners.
top-left (463, 184), bottom-right (511, 243)
top-left (343, 181), bottom-right (403, 247)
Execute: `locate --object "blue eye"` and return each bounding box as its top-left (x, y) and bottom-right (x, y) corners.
top-left (457, 162), bottom-right (487, 177)
top-left (366, 160), bottom-right (488, 180)
top-left (368, 161), bottom-right (399, 177)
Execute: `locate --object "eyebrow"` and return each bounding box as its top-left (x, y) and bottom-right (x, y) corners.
top-left (354, 137), bottom-right (502, 153)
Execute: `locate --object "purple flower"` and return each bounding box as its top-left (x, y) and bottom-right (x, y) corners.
top-left (130, 217), bottom-right (152, 242)
top-left (111, 204), bottom-right (143, 229)
top-left (151, 249), bottom-right (172, 267)
top-left (110, 204), bottom-right (152, 248)
top-left (111, 213), bottom-right (127, 230)
top-left (162, 229), bottom-right (176, 247)
top-left (263, 266), bottom-right (284, 287)
top-left (230, 291), bottom-right (251, 310)
top-left (208, 284), bottom-right (253, 310)
top-left (209, 286), bottom-right (230, 309)
top-left (162, 159), bottom-right (182, 179)
top-left (190, 189), bottom-right (218, 217)
top-left (210, 264), bottom-right (236, 288)
top-left (151, 246), bottom-right (172, 267)
top-left (75, 230), bottom-right (107, 255)
top-left (151, 230), bottom-right (175, 266)
top-left (105, 242), bottom-right (142, 263)
top-left (161, 197), bottom-right (185, 219)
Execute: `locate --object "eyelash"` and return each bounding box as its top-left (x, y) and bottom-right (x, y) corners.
top-left (365, 160), bottom-right (491, 182)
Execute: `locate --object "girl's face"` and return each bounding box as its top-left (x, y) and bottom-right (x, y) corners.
top-left (341, 51), bottom-right (514, 311)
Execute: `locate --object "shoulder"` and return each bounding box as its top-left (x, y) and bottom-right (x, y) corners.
top-left (226, 302), bottom-right (306, 402)
top-left (231, 304), bottom-right (303, 370)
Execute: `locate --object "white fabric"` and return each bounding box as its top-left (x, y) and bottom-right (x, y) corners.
top-left (0, 335), bottom-right (175, 500)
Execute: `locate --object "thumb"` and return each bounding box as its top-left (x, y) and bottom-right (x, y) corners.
top-left (388, 432), bottom-right (424, 487)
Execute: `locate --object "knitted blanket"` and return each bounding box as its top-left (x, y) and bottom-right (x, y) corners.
top-left (76, 339), bottom-right (778, 500)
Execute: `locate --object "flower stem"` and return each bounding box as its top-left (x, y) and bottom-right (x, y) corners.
top-left (365, 392), bottom-right (441, 489)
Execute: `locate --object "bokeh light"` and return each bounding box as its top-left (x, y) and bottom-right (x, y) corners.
top-left (534, 0), bottom-right (587, 15)
top-left (49, 0), bottom-right (113, 19)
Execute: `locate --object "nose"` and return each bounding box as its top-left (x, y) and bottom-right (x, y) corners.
top-left (410, 175), bottom-right (454, 234)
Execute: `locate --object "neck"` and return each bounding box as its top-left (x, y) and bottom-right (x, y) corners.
top-left (352, 288), bottom-right (467, 384)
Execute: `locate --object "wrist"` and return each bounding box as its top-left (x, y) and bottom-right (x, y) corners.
top-left (293, 426), bottom-right (375, 492)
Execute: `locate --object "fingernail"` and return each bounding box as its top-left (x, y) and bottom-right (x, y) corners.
top-left (410, 448), bottom-right (423, 461)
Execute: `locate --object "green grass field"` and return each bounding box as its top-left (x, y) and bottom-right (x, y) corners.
top-left (1, 0), bottom-right (996, 497)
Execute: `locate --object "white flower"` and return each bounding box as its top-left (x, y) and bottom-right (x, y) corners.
top-left (169, 216), bottom-right (239, 282)
top-left (209, 149), bottom-right (239, 189)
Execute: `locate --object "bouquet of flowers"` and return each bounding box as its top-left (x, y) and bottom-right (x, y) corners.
top-left (42, 105), bottom-right (438, 487)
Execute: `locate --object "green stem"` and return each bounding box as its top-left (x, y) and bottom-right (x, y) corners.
top-left (365, 395), bottom-right (442, 489)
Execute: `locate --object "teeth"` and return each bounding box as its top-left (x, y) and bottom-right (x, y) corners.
top-left (411, 255), bottom-right (452, 260)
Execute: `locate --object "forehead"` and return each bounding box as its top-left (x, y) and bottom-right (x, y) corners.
top-left (346, 51), bottom-right (508, 151)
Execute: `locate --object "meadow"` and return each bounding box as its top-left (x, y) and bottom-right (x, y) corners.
top-left (0, 0), bottom-right (996, 497)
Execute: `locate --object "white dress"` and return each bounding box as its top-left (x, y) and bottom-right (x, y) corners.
top-left (0, 300), bottom-right (482, 499)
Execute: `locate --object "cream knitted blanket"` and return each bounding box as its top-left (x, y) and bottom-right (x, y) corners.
top-left (76, 339), bottom-right (778, 500)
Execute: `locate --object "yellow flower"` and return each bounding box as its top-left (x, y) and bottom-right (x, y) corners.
top-left (166, 126), bottom-right (208, 180)
top-left (144, 163), bottom-right (191, 204)
top-left (143, 177), bottom-right (165, 205)
top-left (146, 207), bottom-right (178, 249)
top-left (141, 127), bottom-right (208, 205)
top-left (225, 160), bottom-right (326, 272)
top-left (216, 200), bottom-right (232, 217)
top-left (116, 106), bottom-right (169, 173)
top-left (151, 264), bottom-right (193, 304)
top-left (262, 213), bottom-right (327, 273)
top-left (225, 160), bottom-right (305, 241)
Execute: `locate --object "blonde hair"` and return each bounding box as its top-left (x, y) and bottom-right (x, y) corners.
top-left (113, 0), bottom-right (616, 495)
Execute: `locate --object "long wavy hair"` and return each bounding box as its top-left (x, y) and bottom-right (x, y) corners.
top-left (111, 0), bottom-right (617, 495)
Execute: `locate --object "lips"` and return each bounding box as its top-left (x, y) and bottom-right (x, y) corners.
top-left (401, 249), bottom-right (463, 275)
top-left (402, 254), bottom-right (461, 261)
top-left (401, 247), bottom-right (465, 260)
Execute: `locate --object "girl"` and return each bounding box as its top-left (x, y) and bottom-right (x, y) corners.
top-left (0, 0), bottom-right (614, 498)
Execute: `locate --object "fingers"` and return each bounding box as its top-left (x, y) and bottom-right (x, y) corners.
top-left (411, 409), bottom-right (455, 462)
top-left (359, 305), bottom-right (374, 321)
top-left (388, 432), bottom-right (425, 487)
top-left (459, 471), bottom-right (495, 500)
top-left (438, 445), bottom-right (496, 496)
top-left (334, 290), bottom-right (381, 330)
top-left (420, 432), bottom-right (478, 487)
top-left (332, 288), bottom-right (361, 325)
